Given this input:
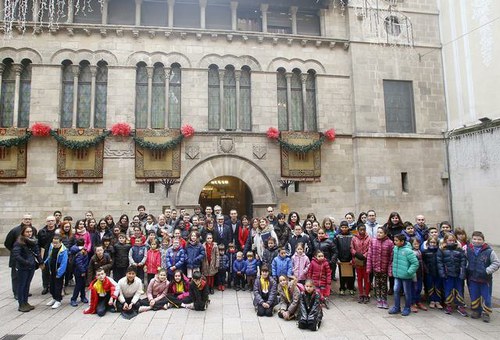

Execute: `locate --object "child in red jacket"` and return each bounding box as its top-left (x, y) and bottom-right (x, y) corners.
top-left (307, 250), bottom-right (332, 302)
top-left (351, 225), bottom-right (371, 303)
top-left (144, 240), bottom-right (162, 284)
top-left (366, 226), bottom-right (393, 309)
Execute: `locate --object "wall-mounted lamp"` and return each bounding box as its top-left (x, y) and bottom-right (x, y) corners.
top-left (278, 179), bottom-right (295, 196)
top-left (160, 178), bottom-right (178, 198)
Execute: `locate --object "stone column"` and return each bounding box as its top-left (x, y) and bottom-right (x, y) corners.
top-left (218, 69), bottom-right (225, 131)
top-left (101, 0), bottom-right (109, 25)
top-left (71, 65), bottom-right (80, 128)
top-left (301, 73), bottom-right (308, 131)
top-left (235, 70), bottom-right (241, 131)
top-left (199, 0), bottom-right (207, 29)
top-left (12, 64), bottom-right (23, 127)
top-left (135, 0), bottom-right (143, 26)
top-left (164, 67), bottom-right (171, 128)
top-left (318, 9), bottom-right (326, 37)
top-left (146, 66), bottom-right (153, 129)
top-left (0, 64), bottom-right (5, 108)
top-left (230, 1), bottom-right (238, 31)
top-left (90, 66), bottom-right (97, 128)
top-left (167, 0), bottom-right (175, 27)
top-left (290, 6), bottom-right (298, 35)
top-left (260, 3), bottom-right (268, 33)
top-left (34, 0), bottom-right (41, 23)
top-left (285, 73), bottom-right (292, 130)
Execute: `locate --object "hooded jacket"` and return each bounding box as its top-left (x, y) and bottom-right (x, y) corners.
top-left (392, 242), bottom-right (419, 279)
top-left (307, 257), bottom-right (331, 288)
top-left (437, 243), bottom-right (466, 279)
top-left (366, 235), bottom-right (393, 275)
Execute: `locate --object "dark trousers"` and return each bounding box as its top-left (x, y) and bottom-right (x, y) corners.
top-left (11, 266), bottom-right (18, 297)
top-left (217, 269), bottom-right (226, 286)
top-left (136, 267), bottom-right (145, 282)
top-left (113, 267), bottom-right (128, 282)
top-left (257, 304), bottom-right (273, 317)
top-left (393, 278), bottom-right (412, 310)
top-left (116, 296), bottom-right (139, 314)
top-left (233, 273), bottom-right (245, 287)
top-left (339, 265), bottom-right (355, 291)
top-left (147, 273), bottom-right (155, 284)
top-left (443, 277), bottom-right (465, 307)
top-left (17, 269), bottom-right (35, 306)
top-left (71, 274), bottom-right (86, 301)
top-left (298, 320), bottom-right (320, 331)
top-left (468, 280), bottom-right (493, 314)
top-left (139, 297), bottom-right (168, 310)
top-left (96, 293), bottom-right (112, 317)
top-left (49, 271), bottom-right (64, 302)
top-left (425, 274), bottom-right (443, 303)
top-left (42, 265), bottom-right (50, 289)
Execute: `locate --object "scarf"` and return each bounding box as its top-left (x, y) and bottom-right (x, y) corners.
top-left (93, 280), bottom-right (105, 295)
top-left (260, 277), bottom-right (269, 293)
top-left (282, 286), bottom-right (291, 302)
top-left (175, 282), bottom-right (184, 293)
top-left (206, 242), bottom-right (213, 263)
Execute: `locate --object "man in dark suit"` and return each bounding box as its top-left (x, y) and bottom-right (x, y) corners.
top-left (214, 215), bottom-right (231, 248)
top-left (224, 209), bottom-right (242, 247)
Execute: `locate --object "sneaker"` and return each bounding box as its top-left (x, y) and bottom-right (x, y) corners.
top-left (411, 304), bottom-right (418, 313)
top-left (241, 286), bottom-right (247, 292)
top-left (26, 303), bottom-right (35, 310)
top-left (417, 302), bottom-right (428, 311)
top-left (41, 288), bottom-right (49, 295)
top-left (349, 290), bottom-right (355, 296)
top-left (235, 286), bottom-right (241, 291)
top-left (46, 299), bottom-right (55, 306)
top-left (388, 306), bottom-right (401, 314)
top-left (339, 290), bottom-right (345, 296)
top-left (401, 307), bottom-right (411, 316)
top-left (81, 297), bottom-right (89, 304)
top-left (221, 285), bottom-right (225, 291)
top-left (382, 300), bottom-right (389, 309)
top-left (217, 285), bottom-right (223, 291)
top-left (457, 306), bottom-right (469, 317)
top-left (358, 296), bottom-right (364, 304)
top-left (376, 300), bottom-right (383, 308)
top-left (429, 301), bottom-right (436, 309)
top-left (444, 306), bottom-right (452, 314)
top-left (70, 300), bottom-right (78, 307)
top-left (164, 303), bottom-right (171, 310)
top-left (18, 304), bottom-right (31, 313)
top-left (435, 302), bottom-right (443, 309)
top-left (471, 311), bottom-right (481, 319)
top-left (51, 301), bottom-right (61, 309)
top-left (364, 296), bottom-right (370, 304)
top-left (482, 313), bottom-right (490, 323)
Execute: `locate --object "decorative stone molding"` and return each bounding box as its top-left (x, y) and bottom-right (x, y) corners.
top-left (104, 138), bottom-right (135, 159)
top-left (185, 145), bottom-right (200, 159)
top-left (267, 57), bottom-right (326, 74)
top-left (252, 145), bottom-right (267, 160)
top-left (126, 51), bottom-right (192, 68)
top-left (198, 54), bottom-right (262, 71)
top-left (218, 136), bottom-right (235, 154)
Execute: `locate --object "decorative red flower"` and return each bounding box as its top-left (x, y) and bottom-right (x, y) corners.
top-left (181, 124), bottom-right (195, 138)
top-left (267, 127), bottom-right (280, 140)
top-left (111, 123), bottom-right (131, 137)
top-left (324, 128), bottom-right (336, 141)
top-left (31, 122), bottom-right (52, 137)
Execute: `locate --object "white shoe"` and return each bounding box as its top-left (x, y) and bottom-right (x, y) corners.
top-left (51, 301), bottom-right (61, 309)
top-left (46, 299), bottom-right (55, 306)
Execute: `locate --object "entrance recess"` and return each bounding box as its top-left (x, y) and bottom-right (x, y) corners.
top-left (199, 176), bottom-right (253, 216)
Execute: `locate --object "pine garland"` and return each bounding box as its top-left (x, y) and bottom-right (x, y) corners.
top-left (0, 132), bottom-right (32, 147)
top-left (277, 134), bottom-right (326, 153)
top-left (50, 130), bottom-right (110, 150)
top-left (133, 134), bottom-right (184, 151)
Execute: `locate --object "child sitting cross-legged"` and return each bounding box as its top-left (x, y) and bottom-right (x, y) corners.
top-left (138, 268), bottom-right (169, 313)
top-left (297, 279), bottom-right (323, 331)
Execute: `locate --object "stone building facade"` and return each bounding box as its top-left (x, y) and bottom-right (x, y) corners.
top-left (0, 0), bottom-right (449, 238)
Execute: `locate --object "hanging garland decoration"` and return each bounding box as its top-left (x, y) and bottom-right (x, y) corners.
top-left (267, 127), bottom-right (336, 153)
top-left (0, 132), bottom-right (32, 147)
top-left (133, 134), bottom-right (185, 151)
top-left (49, 130), bottom-right (111, 150)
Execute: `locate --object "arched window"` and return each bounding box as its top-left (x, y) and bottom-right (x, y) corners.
top-left (290, 69), bottom-right (303, 131)
top-left (135, 62), bottom-right (148, 129)
top-left (276, 68), bottom-right (288, 131)
top-left (240, 66), bottom-right (251, 131)
top-left (77, 61), bottom-right (92, 128)
top-left (18, 59), bottom-right (32, 128)
top-left (208, 65), bottom-right (220, 130)
top-left (223, 65), bottom-right (236, 131)
top-left (95, 61), bottom-right (108, 128)
top-left (0, 59), bottom-right (15, 127)
top-left (305, 70), bottom-right (317, 131)
top-left (151, 63), bottom-right (166, 129)
top-left (169, 63), bottom-right (181, 129)
top-left (61, 60), bottom-right (74, 128)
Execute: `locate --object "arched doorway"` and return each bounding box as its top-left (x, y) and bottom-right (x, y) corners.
top-left (199, 176), bottom-right (253, 216)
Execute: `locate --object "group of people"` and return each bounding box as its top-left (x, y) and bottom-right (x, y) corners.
top-left (4, 205), bottom-right (499, 331)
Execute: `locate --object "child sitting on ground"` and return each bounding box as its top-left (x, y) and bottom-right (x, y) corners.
top-left (184, 271), bottom-right (209, 311)
top-left (297, 279), bottom-right (323, 331)
top-left (138, 268), bottom-right (169, 313)
top-left (277, 275), bottom-right (300, 321)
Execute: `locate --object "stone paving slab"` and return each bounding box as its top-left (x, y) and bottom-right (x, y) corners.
top-left (0, 257), bottom-right (499, 339)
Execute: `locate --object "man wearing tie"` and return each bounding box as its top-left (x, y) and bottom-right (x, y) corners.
top-left (215, 215), bottom-right (231, 248)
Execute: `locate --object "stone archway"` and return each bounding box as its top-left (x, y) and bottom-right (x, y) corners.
top-left (175, 155), bottom-right (276, 211)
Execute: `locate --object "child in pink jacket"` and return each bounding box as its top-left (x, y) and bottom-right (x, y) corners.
top-left (292, 242), bottom-right (310, 284)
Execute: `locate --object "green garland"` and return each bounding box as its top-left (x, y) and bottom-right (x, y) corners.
top-left (277, 134), bottom-right (326, 153)
top-left (133, 134), bottom-right (184, 151)
top-left (0, 131), bottom-right (32, 147)
top-left (50, 130), bottom-right (111, 150)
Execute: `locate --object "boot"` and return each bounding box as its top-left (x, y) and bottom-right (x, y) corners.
top-left (26, 303), bottom-right (35, 310)
top-left (18, 304), bottom-right (31, 312)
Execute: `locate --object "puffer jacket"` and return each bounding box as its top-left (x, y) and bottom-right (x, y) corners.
top-left (466, 243), bottom-right (500, 283)
top-left (272, 255), bottom-right (293, 278)
top-left (292, 252), bottom-right (310, 281)
top-left (233, 259), bottom-right (247, 274)
top-left (113, 242), bottom-right (132, 268)
top-left (262, 246), bottom-right (279, 267)
top-left (312, 237), bottom-right (338, 264)
top-left (12, 237), bottom-right (42, 271)
top-left (437, 243), bottom-right (466, 279)
top-left (245, 258), bottom-right (259, 276)
top-left (185, 241), bottom-right (206, 269)
top-left (165, 245), bottom-right (186, 275)
top-left (392, 242), bottom-right (419, 279)
top-left (298, 291), bottom-right (323, 324)
top-left (366, 236), bottom-right (393, 275)
top-left (219, 253), bottom-right (229, 271)
top-left (307, 257), bottom-right (331, 288)
top-left (335, 234), bottom-right (353, 262)
top-left (350, 233), bottom-right (371, 267)
top-left (421, 246), bottom-right (439, 277)
top-left (71, 247), bottom-right (89, 276)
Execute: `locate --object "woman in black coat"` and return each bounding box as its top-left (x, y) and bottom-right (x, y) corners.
top-left (12, 225), bottom-right (42, 312)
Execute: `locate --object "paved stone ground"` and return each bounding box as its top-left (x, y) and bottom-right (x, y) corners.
top-left (0, 257), bottom-right (499, 340)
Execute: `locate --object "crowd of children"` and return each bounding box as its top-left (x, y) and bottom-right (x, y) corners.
top-left (5, 206), bottom-right (500, 330)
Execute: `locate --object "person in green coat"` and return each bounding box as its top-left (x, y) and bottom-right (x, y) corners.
top-left (388, 234), bottom-right (419, 316)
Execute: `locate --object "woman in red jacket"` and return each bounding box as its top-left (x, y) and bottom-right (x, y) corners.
top-left (307, 250), bottom-right (332, 302)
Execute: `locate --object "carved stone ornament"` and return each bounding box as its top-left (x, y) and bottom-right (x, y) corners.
top-left (218, 137), bottom-right (234, 154)
top-left (185, 145), bottom-right (200, 159)
top-left (104, 137), bottom-right (135, 159)
top-left (253, 145), bottom-right (267, 160)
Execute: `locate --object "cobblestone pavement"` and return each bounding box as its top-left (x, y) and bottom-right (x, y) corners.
top-left (0, 257), bottom-right (499, 340)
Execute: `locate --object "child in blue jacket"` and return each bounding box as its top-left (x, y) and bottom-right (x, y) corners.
top-left (70, 238), bottom-right (89, 307)
top-left (233, 251), bottom-right (247, 291)
top-left (245, 251), bottom-right (260, 290)
top-left (272, 247), bottom-right (293, 280)
top-left (217, 244), bottom-right (229, 291)
top-left (227, 243), bottom-right (237, 288)
top-left (165, 239), bottom-right (186, 280)
top-left (185, 231), bottom-right (206, 278)
top-left (44, 235), bottom-right (68, 309)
